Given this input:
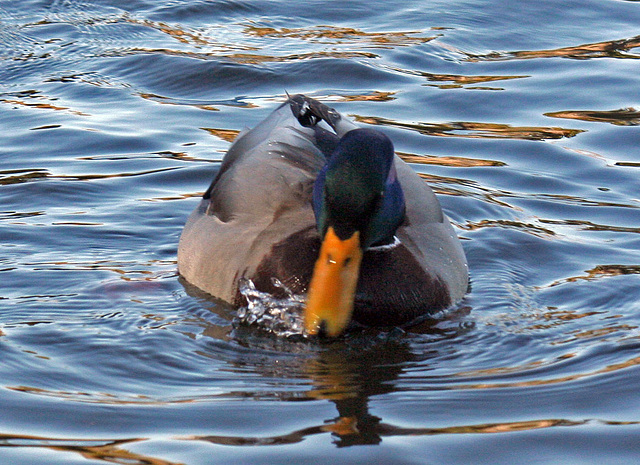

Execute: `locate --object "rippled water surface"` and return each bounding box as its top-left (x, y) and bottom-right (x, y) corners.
top-left (2, 0), bottom-right (640, 463)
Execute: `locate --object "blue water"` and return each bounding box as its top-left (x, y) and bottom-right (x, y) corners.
top-left (2, 0), bottom-right (640, 463)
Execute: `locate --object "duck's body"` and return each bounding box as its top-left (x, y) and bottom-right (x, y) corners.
top-left (178, 95), bottom-right (468, 334)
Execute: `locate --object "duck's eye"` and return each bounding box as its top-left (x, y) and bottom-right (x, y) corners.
top-left (326, 253), bottom-right (336, 265)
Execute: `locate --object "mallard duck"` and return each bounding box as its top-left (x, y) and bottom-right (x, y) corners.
top-left (178, 94), bottom-right (468, 337)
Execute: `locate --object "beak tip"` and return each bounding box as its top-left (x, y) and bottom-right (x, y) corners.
top-left (314, 319), bottom-right (330, 338)
top-left (304, 318), bottom-right (341, 339)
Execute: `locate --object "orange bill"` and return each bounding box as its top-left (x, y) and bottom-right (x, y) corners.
top-left (304, 226), bottom-right (363, 337)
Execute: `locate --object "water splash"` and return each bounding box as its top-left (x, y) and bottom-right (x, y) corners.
top-left (235, 278), bottom-right (306, 338)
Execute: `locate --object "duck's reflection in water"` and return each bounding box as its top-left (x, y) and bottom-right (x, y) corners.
top-left (194, 331), bottom-right (414, 447)
top-left (300, 337), bottom-right (410, 447)
top-left (190, 307), bottom-right (592, 448)
top-left (194, 314), bottom-right (464, 447)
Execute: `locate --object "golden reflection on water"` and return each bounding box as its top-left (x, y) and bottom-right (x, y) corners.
top-left (189, 415), bottom-right (631, 448)
top-left (336, 91), bottom-right (397, 102)
top-left (541, 264), bottom-right (640, 289)
top-left (354, 115), bottom-right (583, 140)
top-left (139, 92), bottom-right (228, 111)
top-left (539, 218), bottom-right (640, 233)
top-left (244, 25), bottom-right (436, 48)
top-left (466, 35), bottom-right (640, 61)
top-left (127, 18), bottom-right (213, 47)
top-left (0, 434), bottom-right (180, 465)
top-left (121, 16), bottom-right (254, 53)
top-left (109, 20), bottom-right (439, 64)
top-left (510, 307), bottom-right (638, 345)
top-left (201, 127), bottom-right (240, 142)
top-left (0, 96), bottom-right (90, 117)
top-left (388, 69), bottom-right (530, 90)
top-left (398, 152), bottom-right (505, 167)
top-left (141, 192), bottom-right (206, 202)
top-left (462, 219), bottom-right (555, 237)
top-left (0, 169), bottom-right (49, 186)
top-left (1, 167), bottom-right (191, 187)
top-left (228, 50), bottom-right (379, 64)
top-left (566, 325), bottom-right (638, 343)
top-left (456, 354), bottom-right (640, 390)
top-left (189, 418), bottom-right (586, 446)
top-left (116, 46), bottom-right (379, 63)
top-left (421, 72), bottom-right (529, 86)
top-left (546, 108), bottom-right (640, 126)
top-left (7, 385), bottom-right (194, 406)
top-left (413, 173), bottom-right (522, 209)
top-left (2, 416), bottom-right (635, 462)
top-left (524, 309), bottom-right (605, 331)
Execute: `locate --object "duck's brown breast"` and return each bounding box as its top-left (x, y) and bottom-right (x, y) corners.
top-left (354, 245), bottom-right (451, 327)
top-left (240, 227), bottom-right (451, 328)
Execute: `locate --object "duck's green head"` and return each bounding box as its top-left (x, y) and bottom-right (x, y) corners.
top-left (305, 128), bottom-right (406, 337)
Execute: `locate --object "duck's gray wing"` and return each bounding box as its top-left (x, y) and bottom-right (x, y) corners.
top-left (396, 159), bottom-right (468, 300)
top-left (178, 98), bottom-right (330, 302)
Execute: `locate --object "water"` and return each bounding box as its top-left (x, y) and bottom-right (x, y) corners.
top-left (1, 0), bottom-right (640, 463)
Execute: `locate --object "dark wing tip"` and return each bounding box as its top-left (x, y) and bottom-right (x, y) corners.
top-left (287, 94), bottom-right (342, 130)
